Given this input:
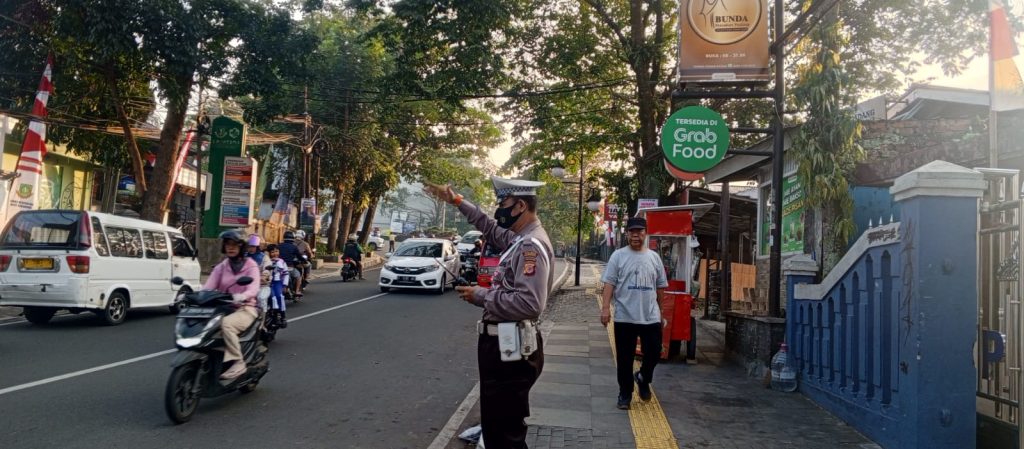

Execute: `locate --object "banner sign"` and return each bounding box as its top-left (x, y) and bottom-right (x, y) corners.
top-left (219, 156), bottom-right (255, 226)
top-left (679, 0), bottom-right (770, 83)
top-left (759, 174), bottom-right (805, 256)
top-left (638, 198), bottom-right (659, 210)
top-left (661, 106), bottom-right (730, 173)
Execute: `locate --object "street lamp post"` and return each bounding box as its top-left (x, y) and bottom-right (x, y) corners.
top-left (552, 158), bottom-right (603, 287)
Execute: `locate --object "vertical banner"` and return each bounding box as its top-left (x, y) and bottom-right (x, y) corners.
top-left (759, 174), bottom-right (805, 256)
top-left (679, 0), bottom-right (770, 83)
top-left (300, 197), bottom-right (317, 229)
top-left (219, 156), bottom-right (256, 226)
top-left (202, 116), bottom-right (247, 237)
top-left (990, 0), bottom-right (1024, 111)
top-left (7, 55), bottom-right (54, 221)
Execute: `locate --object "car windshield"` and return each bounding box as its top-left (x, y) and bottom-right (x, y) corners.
top-left (394, 242), bottom-right (443, 258)
top-left (460, 234), bottom-right (482, 244)
top-left (0, 211), bottom-right (87, 248)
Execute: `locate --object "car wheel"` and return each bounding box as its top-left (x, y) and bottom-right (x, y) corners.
top-left (380, 286), bottom-right (390, 293)
top-left (435, 274), bottom-right (446, 295)
top-left (23, 306), bottom-right (56, 325)
top-left (169, 287), bottom-right (191, 314)
top-left (96, 291), bottom-right (128, 326)
top-left (368, 243), bottom-right (378, 252)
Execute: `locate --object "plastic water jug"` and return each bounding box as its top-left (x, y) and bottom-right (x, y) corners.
top-left (770, 343), bottom-right (798, 392)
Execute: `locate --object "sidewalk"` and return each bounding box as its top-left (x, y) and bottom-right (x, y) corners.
top-left (0, 253), bottom-right (386, 322)
top-left (517, 262), bottom-right (878, 449)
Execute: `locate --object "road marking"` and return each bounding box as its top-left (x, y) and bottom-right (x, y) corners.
top-left (0, 291), bottom-right (391, 397)
top-left (426, 382), bottom-right (480, 449)
top-left (428, 258), bottom-right (572, 448)
top-left (592, 264), bottom-right (679, 449)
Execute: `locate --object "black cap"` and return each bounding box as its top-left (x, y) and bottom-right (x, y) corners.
top-left (626, 217), bottom-right (647, 230)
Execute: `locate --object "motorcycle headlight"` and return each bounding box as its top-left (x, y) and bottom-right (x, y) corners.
top-left (424, 264), bottom-right (440, 272)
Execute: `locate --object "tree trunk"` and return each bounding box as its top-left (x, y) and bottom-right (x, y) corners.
top-left (351, 207), bottom-right (366, 239)
top-left (358, 198), bottom-right (379, 246)
top-left (337, 203), bottom-right (354, 246)
top-left (106, 70), bottom-right (147, 196)
top-left (140, 77), bottom-right (193, 223)
top-left (327, 185), bottom-right (344, 253)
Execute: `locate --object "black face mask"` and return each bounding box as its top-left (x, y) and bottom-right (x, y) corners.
top-left (494, 202), bottom-right (522, 229)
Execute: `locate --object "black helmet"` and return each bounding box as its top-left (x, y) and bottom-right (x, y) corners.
top-left (284, 231), bottom-right (295, 240)
top-left (219, 230), bottom-right (247, 254)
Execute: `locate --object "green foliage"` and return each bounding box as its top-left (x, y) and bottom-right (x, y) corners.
top-left (790, 9), bottom-right (864, 248)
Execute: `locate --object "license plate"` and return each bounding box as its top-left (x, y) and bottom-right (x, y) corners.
top-left (398, 276), bottom-right (415, 282)
top-left (21, 258), bottom-right (54, 270)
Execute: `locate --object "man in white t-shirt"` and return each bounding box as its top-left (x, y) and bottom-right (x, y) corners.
top-left (600, 216), bottom-right (668, 410)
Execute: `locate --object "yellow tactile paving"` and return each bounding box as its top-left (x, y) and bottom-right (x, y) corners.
top-left (587, 266), bottom-right (679, 449)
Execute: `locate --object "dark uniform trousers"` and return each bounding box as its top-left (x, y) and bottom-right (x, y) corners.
top-left (613, 322), bottom-right (662, 396)
top-left (478, 331), bottom-right (544, 449)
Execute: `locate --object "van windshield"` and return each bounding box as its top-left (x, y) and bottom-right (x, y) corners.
top-left (0, 211), bottom-right (87, 249)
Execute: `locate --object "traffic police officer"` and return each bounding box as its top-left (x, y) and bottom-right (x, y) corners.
top-left (426, 176), bottom-right (553, 449)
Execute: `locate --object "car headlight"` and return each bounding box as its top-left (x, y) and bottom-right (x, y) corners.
top-left (383, 264), bottom-right (395, 272)
top-left (424, 264), bottom-right (440, 273)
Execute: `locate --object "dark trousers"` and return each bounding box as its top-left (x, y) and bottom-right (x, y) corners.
top-left (613, 322), bottom-right (662, 396)
top-left (478, 332), bottom-right (544, 449)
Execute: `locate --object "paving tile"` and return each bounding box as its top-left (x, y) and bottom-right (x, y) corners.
top-left (543, 362), bottom-right (591, 375)
top-left (532, 381), bottom-right (590, 397)
top-left (527, 408), bottom-right (591, 429)
top-left (539, 372), bottom-right (592, 385)
top-left (545, 348), bottom-right (590, 357)
top-left (590, 373), bottom-right (618, 387)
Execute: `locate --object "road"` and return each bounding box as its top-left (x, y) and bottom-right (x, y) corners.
top-left (0, 267), bottom-right (486, 449)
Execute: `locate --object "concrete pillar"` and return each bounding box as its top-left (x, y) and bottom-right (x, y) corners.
top-left (889, 160), bottom-right (986, 449)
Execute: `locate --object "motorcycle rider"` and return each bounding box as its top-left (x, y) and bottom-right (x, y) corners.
top-left (294, 230), bottom-right (314, 288)
top-left (203, 230), bottom-right (261, 380)
top-left (246, 234), bottom-right (269, 270)
top-left (265, 244), bottom-right (289, 328)
top-left (277, 231), bottom-right (305, 298)
top-left (343, 234), bottom-right (364, 280)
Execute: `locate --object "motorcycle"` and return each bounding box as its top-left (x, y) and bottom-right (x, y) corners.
top-left (257, 271), bottom-right (282, 343)
top-left (285, 255), bottom-right (309, 302)
top-left (165, 276), bottom-right (270, 424)
top-left (340, 256), bottom-right (358, 282)
top-left (459, 254), bottom-right (479, 285)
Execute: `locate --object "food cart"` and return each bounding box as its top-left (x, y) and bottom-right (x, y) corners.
top-left (636, 203), bottom-right (713, 361)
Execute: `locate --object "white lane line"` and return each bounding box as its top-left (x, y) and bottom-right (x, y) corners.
top-left (425, 258), bottom-right (573, 448)
top-left (0, 267), bottom-right (386, 327)
top-left (0, 349), bottom-right (178, 396)
top-left (426, 382), bottom-right (480, 449)
top-left (0, 291), bottom-right (391, 397)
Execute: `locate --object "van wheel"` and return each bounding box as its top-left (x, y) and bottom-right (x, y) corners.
top-left (96, 292), bottom-right (128, 326)
top-left (169, 287), bottom-right (191, 314)
top-left (23, 307), bottom-right (56, 325)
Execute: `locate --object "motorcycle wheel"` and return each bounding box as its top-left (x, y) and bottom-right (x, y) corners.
top-left (165, 362), bottom-right (201, 424)
top-left (239, 380), bottom-right (259, 394)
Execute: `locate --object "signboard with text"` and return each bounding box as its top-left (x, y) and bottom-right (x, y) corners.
top-left (759, 174), bottom-right (805, 256)
top-left (638, 198), bottom-right (659, 211)
top-left (661, 106), bottom-right (730, 173)
top-left (679, 0), bottom-right (770, 83)
top-left (219, 156), bottom-right (255, 226)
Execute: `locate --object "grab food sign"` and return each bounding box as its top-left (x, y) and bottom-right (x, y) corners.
top-left (660, 106), bottom-right (730, 173)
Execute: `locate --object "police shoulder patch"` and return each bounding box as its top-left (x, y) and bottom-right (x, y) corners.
top-left (523, 249), bottom-right (538, 276)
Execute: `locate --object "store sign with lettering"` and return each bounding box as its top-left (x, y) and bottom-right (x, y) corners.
top-left (660, 106), bottom-right (730, 173)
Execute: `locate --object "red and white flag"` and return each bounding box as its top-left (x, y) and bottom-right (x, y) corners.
top-left (7, 54), bottom-right (54, 215)
top-left (991, 0), bottom-right (1024, 111)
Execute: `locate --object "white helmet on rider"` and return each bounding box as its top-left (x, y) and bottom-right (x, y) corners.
top-left (295, 230), bottom-right (306, 240)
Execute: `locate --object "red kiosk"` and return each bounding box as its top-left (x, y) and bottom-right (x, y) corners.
top-left (636, 203), bottom-right (712, 361)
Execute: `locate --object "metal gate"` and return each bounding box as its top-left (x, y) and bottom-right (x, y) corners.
top-left (978, 167), bottom-right (1024, 448)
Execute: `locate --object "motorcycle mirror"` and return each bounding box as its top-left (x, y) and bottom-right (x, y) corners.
top-left (171, 276), bottom-right (185, 286)
top-left (237, 276), bottom-right (254, 286)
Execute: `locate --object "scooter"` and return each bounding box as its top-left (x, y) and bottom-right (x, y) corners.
top-left (460, 254), bottom-right (479, 285)
top-left (340, 256), bottom-right (358, 282)
top-left (165, 276), bottom-right (270, 424)
top-left (256, 274), bottom-right (281, 343)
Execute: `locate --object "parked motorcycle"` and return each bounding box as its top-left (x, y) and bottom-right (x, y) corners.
top-left (165, 276), bottom-right (270, 424)
top-left (340, 256), bottom-right (358, 282)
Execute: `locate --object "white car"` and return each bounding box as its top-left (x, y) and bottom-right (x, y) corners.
top-left (0, 210), bottom-right (202, 325)
top-left (456, 231), bottom-right (483, 253)
top-left (366, 234), bottom-right (386, 252)
top-left (379, 238), bottom-right (460, 294)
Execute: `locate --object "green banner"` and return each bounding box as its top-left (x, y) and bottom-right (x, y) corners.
top-left (760, 174), bottom-right (805, 256)
top-left (660, 106), bottom-right (729, 173)
top-left (201, 116), bottom-right (248, 238)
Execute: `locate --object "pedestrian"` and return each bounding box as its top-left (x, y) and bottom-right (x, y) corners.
top-left (599, 216), bottom-right (668, 410)
top-left (388, 233), bottom-right (396, 252)
top-left (425, 176), bottom-right (553, 449)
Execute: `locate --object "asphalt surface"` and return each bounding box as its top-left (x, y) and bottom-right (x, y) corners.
top-left (0, 267), bottom-right (485, 449)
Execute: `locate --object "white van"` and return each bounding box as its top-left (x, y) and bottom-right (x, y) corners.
top-left (0, 210), bottom-right (201, 325)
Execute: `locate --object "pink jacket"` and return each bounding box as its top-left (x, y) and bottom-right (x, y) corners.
top-left (203, 257), bottom-right (261, 308)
